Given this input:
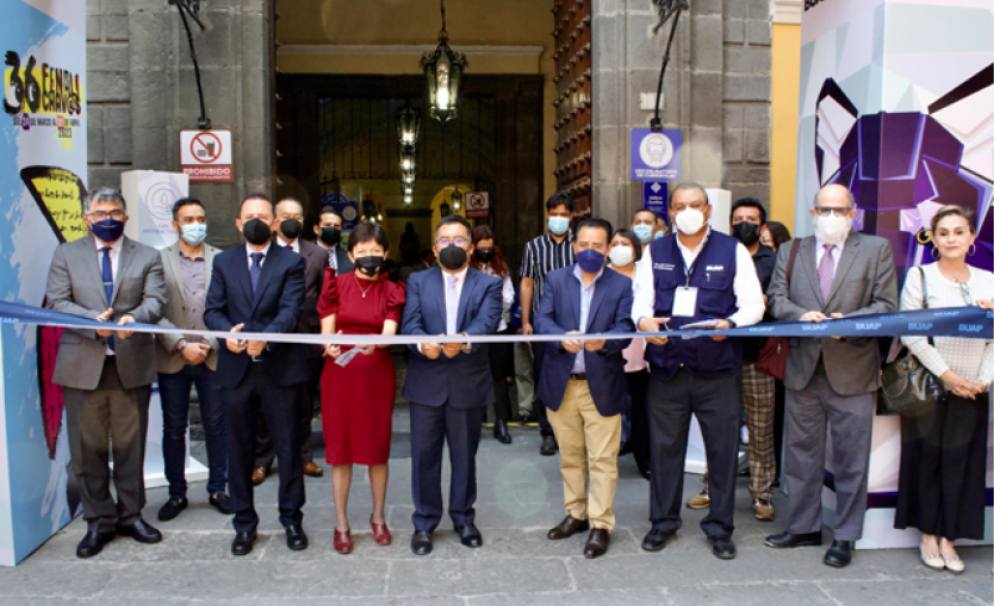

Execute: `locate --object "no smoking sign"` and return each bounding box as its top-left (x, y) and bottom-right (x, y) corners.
top-left (181, 129), bottom-right (233, 182)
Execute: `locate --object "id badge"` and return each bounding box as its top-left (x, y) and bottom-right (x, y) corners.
top-left (673, 286), bottom-right (698, 317)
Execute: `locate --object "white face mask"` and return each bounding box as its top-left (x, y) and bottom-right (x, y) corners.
top-left (674, 208), bottom-right (706, 235)
top-left (609, 245), bottom-right (634, 267)
top-left (815, 212), bottom-right (851, 244)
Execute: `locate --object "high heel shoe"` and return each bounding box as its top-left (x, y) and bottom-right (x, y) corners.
top-left (919, 544), bottom-right (944, 571)
top-left (333, 528), bottom-right (353, 554)
top-left (370, 514), bottom-right (392, 546)
top-left (941, 552), bottom-right (964, 575)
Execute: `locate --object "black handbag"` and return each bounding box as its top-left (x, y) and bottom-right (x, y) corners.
top-left (879, 267), bottom-right (945, 416)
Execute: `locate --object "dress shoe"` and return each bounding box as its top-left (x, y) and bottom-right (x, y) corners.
top-left (823, 540), bottom-right (853, 568)
top-left (157, 497), bottom-right (188, 521)
top-left (455, 523), bottom-right (483, 548)
top-left (636, 461), bottom-right (651, 481)
top-left (686, 487), bottom-right (710, 510)
top-left (285, 524), bottom-right (308, 551)
top-left (941, 551), bottom-right (964, 575)
top-left (547, 515), bottom-right (590, 540)
top-left (251, 467), bottom-right (268, 485)
top-left (513, 412), bottom-right (537, 424)
top-left (370, 515), bottom-right (392, 545)
top-left (493, 419), bottom-right (512, 444)
top-left (540, 435), bottom-right (558, 456)
top-left (76, 530), bottom-right (113, 558)
top-left (411, 530), bottom-right (433, 555)
top-left (709, 535), bottom-right (737, 560)
top-left (116, 519), bottom-right (162, 544)
top-left (302, 462), bottom-right (324, 478)
top-left (231, 529), bottom-right (257, 556)
top-left (641, 529), bottom-right (675, 552)
top-left (752, 497), bottom-right (774, 522)
top-left (583, 528), bottom-right (610, 558)
top-left (333, 528), bottom-right (354, 554)
top-left (764, 531), bottom-right (823, 549)
top-left (209, 492), bottom-right (234, 515)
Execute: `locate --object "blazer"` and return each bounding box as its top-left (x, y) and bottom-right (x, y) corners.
top-left (333, 246), bottom-right (354, 275)
top-left (155, 243), bottom-right (221, 374)
top-left (401, 266), bottom-right (503, 409)
top-left (204, 243), bottom-right (308, 389)
top-left (535, 265), bottom-right (634, 417)
top-left (767, 231), bottom-right (898, 395)
top-left (44, 235), bottom-right (167, 390)
top-left (278, 238), bottom-right (329, 359)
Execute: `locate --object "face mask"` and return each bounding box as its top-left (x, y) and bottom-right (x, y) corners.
top-left (319, 226), bottom-right (340, 246)
top-left (548, 216), bottom-right (570, 236)
top-left (731, 222), bottom-right (760, 246)
top-left (576, 248), bottom-right (606, 273)
top-left (674, 208), bottom-right (706, 235)
top-left (608, 245), bottom-right (634, 267)
top-left (242, 218), bottom-right (272, 245)
top-left (91, 218), bottom-right (125, 243)
top-left (180, 223), bottom-right (207, 246)
top-left (653, 230), bottom-right (665, 240)
top-left (439, 244), bottom-right (468, 270)
top-left (815, 212), bottom-right (850, 244)
top-left (474, 249), bottom-right (495, 263)
top-left (633, 224), bottom-right (653, 244)
top-left (354, 255), bottom-right (385, 277)
top-left (279, 218), bottom-right (303, 241)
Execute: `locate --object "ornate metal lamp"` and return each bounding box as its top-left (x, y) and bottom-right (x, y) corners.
top-left (420, 0), bottom-right (467, 124)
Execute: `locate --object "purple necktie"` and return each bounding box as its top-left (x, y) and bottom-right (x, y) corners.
top-left (818, 244), bottom-right (836, 304)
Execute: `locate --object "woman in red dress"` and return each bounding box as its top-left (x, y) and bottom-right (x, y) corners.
top-left (318, 221), bottom-right (405, 554)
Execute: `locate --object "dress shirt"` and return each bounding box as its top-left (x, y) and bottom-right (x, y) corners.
top-left (178, 249), bottom-right (208, 345)
top-left (571, 265), bottom-right (606, 374)
top-left (95, 236), bottom-right (124, 355)
top-left (245, 241), bottom-right (272, 269)
top-left (482, 265), bottom-right (514, 332)
top-left (275, 234), bottom-right (300, 254)
top-left (417, 265), bottom-right (469, 354)
top-left (815, 233), bottom-right (847, 275)
top-left (317, 240), bottom-right (338, 270)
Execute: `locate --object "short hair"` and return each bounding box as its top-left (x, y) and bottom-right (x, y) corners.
top-left (730, 197), bottom-right (767, 225)
top-left (930, 205), bottom-right (976, 235)
top-left (766, 221), bottom-right (792, 249)
top-left (240, 192), bottom-right (274, 215)
top-left (634, 208), bottom-right (658, 221)
top-left (435, 214), bottom-right (471, 238)
top-left (348, 221), bottom-right (389, 253)
top-left (83, 188), bottom-right (127, 215)
top-left (275, 197), bottom-right (304, 216)
top-left (172, 197), bottom-right (205, 220)
top-left (546, 191), bottom-right (575, 213)
top-left (575, 218), bottom-right (613, 243)
top-left (613, 229), bottom-right (643, 262)
top-left (813, 184), bottom-right (855, 209)
top-left (669, 182), bottom-right (709, 207)
top-left (319, 206), bottom-right (342, 221)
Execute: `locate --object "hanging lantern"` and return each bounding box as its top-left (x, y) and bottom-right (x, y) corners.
top-left (403, 185), bottom-right (414, 196)
top-left (400, 148), bottom-right (416, 172)
top-left (397, 102), bottom-right (422, 148)
top-left (362, 198), bottom-right (377, 221)
top-left (440, 201), bottom-right (452, 217)
top-left (451, 187), bottom-right (462, 211)
top-left (404, 194), bottom-right (413, 205)
top-left (402, 170), bottom-right (416, 185)
top-left (420, 0), bottom-right (467, 124)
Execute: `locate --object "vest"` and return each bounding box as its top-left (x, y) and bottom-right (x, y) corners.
top-left (645, 232), bottom-right (742, 381)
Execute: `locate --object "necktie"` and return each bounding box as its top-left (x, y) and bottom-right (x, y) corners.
top-left (101, 246), bottom-right (115, 351)
top-left (446, 274), bottom-right (459, 335)
top-left (818, 244), bottom-right (836, 304)
top-left (328, 248), bottom-right (337, 272)
top-left (250, 252), bottom-right (264, 294)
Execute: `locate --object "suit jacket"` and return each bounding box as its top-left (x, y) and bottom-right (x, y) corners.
top-left (767, 231), bottom-right (898, 395)
top-left (45, 235), bottom-right (166, 390)
top-left (401, 266), bottom-right (503, 409)
top-left (203, 243), bottom-right (308, 389)
top-left (279, 238), bottom-right (329, 359)
top-left (535, 265), bottom-right (634, 417)
top-left (155, 243), bottom-right (221, 373)
top-left (334, 246), bottom-right (354, 275)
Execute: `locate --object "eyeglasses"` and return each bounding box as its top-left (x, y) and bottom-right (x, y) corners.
top-left (814, 206), bottom-right (850, 217)
top-left (436, 237), bottom-right (468, 248)
top-left (89, 209), bottom-right (125, 221)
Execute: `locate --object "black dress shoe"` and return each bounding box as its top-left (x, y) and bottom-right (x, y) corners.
top-left (454, 523), bottom-right (483, 548)
top-left (514, 412), bottom-right (538, 424)
top-left (709, 535), bottom-right (737, 560)
top-left (540, 435), bottom-right (558, 456)
top-left (231, 529), bottom-right (257, 556)
top-left (157, 497), bottom-right (188, 521)
top-left (493, 419), bottom-right (512, 444)
top-left (116, 519), bottom-right (162, 544)
top-left (824, 540), bottom-right (853, 568)
top-left (641, 529), bottom-right (675, 552)
top-left (636, 461), bottom-right (651, 481)
top-left (76, 530), bottom-right (114, 558)
top-left (547, 515), bottom-right (590, 540)
top-left (411, 530), bottom-right (433, 556)
top-left (583, 528), bottom-right (610, 558)
top-left (285, 524), bottom-right (308, 551)
top-left (764, 531), bottom-right (823, 549)
top-left (209, 492), bottom-right (234, 515)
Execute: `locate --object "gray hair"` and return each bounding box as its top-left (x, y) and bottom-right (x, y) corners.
top-left (813, 184), bottom-right (855, 209)
top-left (83, 188), bottom-right (127, 216)
top-left (668, 182), bottom-right (710, 207)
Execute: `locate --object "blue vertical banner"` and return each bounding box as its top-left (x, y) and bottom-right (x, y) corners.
top-left (630, 128), bottom-right (682, 181)
top-left (0, 0), bottom-right (87, 566)
top-left (642, 181), bottom-right (668, 218)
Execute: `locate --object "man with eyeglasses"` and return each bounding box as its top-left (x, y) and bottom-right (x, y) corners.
top-left (764, 183), bottom-right (897, 569)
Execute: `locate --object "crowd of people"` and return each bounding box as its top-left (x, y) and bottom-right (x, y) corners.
top-left (44, 183), bottom-right (992, 573)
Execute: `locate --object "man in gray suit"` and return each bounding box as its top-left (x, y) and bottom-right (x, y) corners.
top-left (45, 188), bottom-right (167, 558)
top-left (763, 184), bottom-right (897, 568)
top-left (313, 206), bottom-right (354, 275)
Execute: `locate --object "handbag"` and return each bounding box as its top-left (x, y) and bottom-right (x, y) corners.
top-left (754, 239), bottom-right (801, 380)
top-left (878, 267), bottom-right (945, 416)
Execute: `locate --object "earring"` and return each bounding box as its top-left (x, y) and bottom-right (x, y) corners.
top-left (931, 247), bottom-right (940, 260)
top-left (968, 243), bottom-right (977, 256)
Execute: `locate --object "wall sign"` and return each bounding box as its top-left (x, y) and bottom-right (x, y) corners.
top-left (180, 129), bottom-right (232, 182)
top-left (630, 128), bottom-right (682, 182)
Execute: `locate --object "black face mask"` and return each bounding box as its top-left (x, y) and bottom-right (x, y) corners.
top-left (319, 226), bottom-right (341, 246)
top-left (279, 218), bottom-right (303, 241)
top-left (354, 255), bottom-right (385, 277)
top-left (242, 218), bottom-right (272, 245)
top-left (474, 249), bottom-right (495, 263)
top-left (732, 221), bottom-right (760, 246)
top-left (439, 244), bottom-right (468, 270)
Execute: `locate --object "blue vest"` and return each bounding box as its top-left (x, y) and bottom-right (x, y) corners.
top-left (645, 232), bottom-right (742, 381)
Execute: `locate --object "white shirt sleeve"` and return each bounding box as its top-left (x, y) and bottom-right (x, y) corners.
top-left (632, 245), bottom-right (656, 327)
top-left (726, 243), bottom-right (765, 327)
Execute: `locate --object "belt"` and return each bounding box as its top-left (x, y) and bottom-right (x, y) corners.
top-left (569, 373), bottom-right (587, 381)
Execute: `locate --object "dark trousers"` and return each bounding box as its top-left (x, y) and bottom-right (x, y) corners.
top-left (533, 342), bottom-right (554, 438)
top-left (409, 401), bottom-right (485, 533)
top-left (64, 358), bottom-right (151, 533)
top-left (158, 365), bottom-right (227, 498)
top-left (487, 336), bottom-right (513, 422)
top-left (255, 356), bottom-right (322, 468)
top-left (774, 379), bottom-right (786, 479)
top-left (895, 393), bottom-right (990, 541)
top-left (224, 363), bottom-right (306, 533)
top-left (648, 368), bottom-right (740, 538)
top-left (625, 369), bottom-right (651, 471)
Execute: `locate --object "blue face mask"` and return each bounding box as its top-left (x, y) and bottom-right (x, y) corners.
top-left (548, 216), bottom-right (570, 236)
top-left (180, 223), bottom-right (207, 246)
top-left (90, 218), bottom-right (125, 243)
top-left (633, 224), bottom-right (653, 244)
top-left (576, 248), bottom-right (605, 273)
top-left (653, 230), bottom-right (665, 240)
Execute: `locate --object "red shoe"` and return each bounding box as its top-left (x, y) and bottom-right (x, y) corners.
top-left (333, 528), bottom-right (353, 554)
top-left (370, 514), bottom-right (392, 546)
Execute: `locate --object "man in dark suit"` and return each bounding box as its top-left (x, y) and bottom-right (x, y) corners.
top-left (313, 206), bottom-right (354, 275)
top-left (45, 188), bottom-right (167, 558)
top-left (764, 183), bottom-right (897, 568)
top-left (204, 193), bottom-right (309, 556)
top-left (535, 218), bottom-right (634, 559)
top-left (253, 197), bottom-right (329, 484)
top-left (401, 214), bottom-right (503, 556)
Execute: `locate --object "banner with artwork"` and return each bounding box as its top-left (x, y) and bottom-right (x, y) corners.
top-left (0, 0), bottom-right (86, 566)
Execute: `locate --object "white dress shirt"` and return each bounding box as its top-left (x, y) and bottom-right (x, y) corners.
top-left (417, 266), bottom-right (470, 353)
top-left (275, 233), bottom-right (301, 254)
top-left (482, 265), bottom-right (514, 332)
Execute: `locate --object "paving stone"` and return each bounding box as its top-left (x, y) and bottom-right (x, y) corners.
top-left (668, 582), bottom-right (835, 606)
top-left (387, 557), bottom-right (571, 597)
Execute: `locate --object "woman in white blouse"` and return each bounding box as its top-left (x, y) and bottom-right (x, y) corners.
top-left (893, 205), bottom-right (994, 574)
